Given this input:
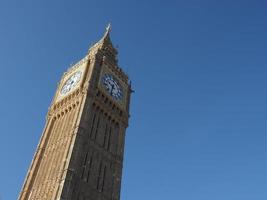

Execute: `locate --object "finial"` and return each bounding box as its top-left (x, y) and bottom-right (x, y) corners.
top-left (103, 23), bottom-right (111, 39)
top-left (103, 23), bottom-right (112, 39)
top-left (106, 23), bottom-right (111, 33)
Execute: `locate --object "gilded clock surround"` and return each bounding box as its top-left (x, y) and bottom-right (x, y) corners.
top-left (18, 25), bottom-right (131, 200)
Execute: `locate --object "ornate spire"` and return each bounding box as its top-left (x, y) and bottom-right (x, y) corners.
top-left (88, 23), bottom-right (117, 60)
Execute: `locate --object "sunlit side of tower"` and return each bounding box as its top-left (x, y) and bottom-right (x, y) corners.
top-left (18, 25), bottom-right (131, 200)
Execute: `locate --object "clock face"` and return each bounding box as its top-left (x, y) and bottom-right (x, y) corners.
top-left (60, 71), bottom-right (82, 95)
top-left (102, 74), bottom-right (123, 100)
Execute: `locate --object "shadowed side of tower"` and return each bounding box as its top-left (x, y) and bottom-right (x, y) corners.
top-left (18, 25), bottom-right (132, 200)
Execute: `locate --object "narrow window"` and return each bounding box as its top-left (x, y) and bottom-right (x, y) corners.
top-left (101, 166), bottom-right (107, 192)
top-left (103, 123), bottom-right (108, 148)
top-left (90, 113), bottom-right (96, 139)
top-left (81, 152), bottom-right (88, 179)
top-left (107, 126), bottom-right (112, 151)
top-left (96, 162), bottom-right (103, 190)
top-left (94, 116), bottom-right (100, 140)
top-left (97, 163), bottom-right (106, 192)
top-left (86, 152), bottom-right (94, 183)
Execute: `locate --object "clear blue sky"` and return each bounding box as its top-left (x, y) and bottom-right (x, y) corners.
top-left (0, 0), bottom-right (266, 199)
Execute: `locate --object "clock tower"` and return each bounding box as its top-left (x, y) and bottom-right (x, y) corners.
top-left (18, 25), bottom-right (132, 200)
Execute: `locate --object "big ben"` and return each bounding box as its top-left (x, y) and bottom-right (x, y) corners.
top-left (18, 25), bottom-right (132, 200)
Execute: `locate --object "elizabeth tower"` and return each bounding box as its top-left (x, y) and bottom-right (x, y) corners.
top-left (18, 25), bottom-right (132, 200)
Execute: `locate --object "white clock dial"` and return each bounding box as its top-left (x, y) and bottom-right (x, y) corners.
top-left (102, 74), bottom-right (123, 100)
top-left (61, 71), bottom-right (82, 95)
